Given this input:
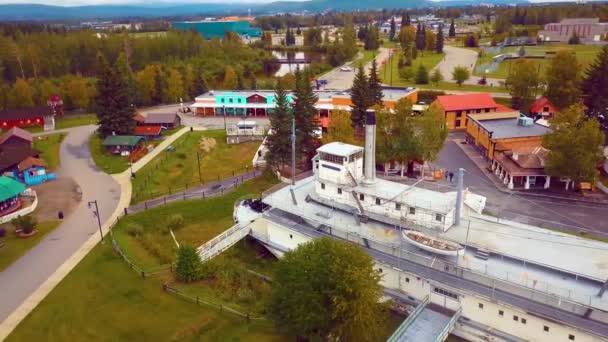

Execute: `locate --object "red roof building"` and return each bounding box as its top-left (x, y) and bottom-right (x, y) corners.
top-left (135, 125), bottom-right (162, 138)
top-left (0, 106), bottom-right (50, 130)
top-left (433, 93), bottom-right (501, 130)
top-left (529, 97), bottom-right (559, 119)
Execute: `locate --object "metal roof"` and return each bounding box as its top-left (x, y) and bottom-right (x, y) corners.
top-left (476, 118), bottom-right (551, 140)
top-left (144, 113), bottom-right (179, 124)
top-left (0, 127), bottom-right (32, 145)
top-left (102, 135), bottom-right (144, 147)
top-left (317, 142), bottom-right (363, 157)
top-left (0, 176), bottom-right (25, 202)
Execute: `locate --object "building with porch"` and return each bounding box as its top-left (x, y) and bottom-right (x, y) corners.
top-left (102, 135), bottom-right (145, 155)
top-left (191, 87), bottom-right (418, 131)
top-left (432, 93), bottom-right (515, 130)
top-left (465, 113), bottom-right (551, 160)
top-left (0, 176), bottom-right (25, 218)
top-left (529, 97), bottom-right (559, 120)
top-left (491, 147), bottom-right (551, 190)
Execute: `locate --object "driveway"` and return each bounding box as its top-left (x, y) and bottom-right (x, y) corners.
top-left (433, 45), bottom-right (504, 87)
top-left (139, 104), bottom-right (270, 130)
top-left (431, 135), bottom-right (608, 234)
top-left (322, 47), bottom-right (391, 89)
top-left (0, 125), bottom-right (121, 323)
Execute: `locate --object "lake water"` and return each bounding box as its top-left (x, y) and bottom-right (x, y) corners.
top-left (271, 51), bottom-right (324, 77)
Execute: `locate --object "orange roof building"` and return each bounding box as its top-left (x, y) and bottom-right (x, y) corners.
top-left (433, 93), bottom-right (508, 130)
top-left (529, 97), bottom-right (559, 119)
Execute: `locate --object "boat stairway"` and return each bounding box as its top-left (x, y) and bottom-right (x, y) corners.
top-left (475, 248), bottom-right (490, 260)
top-left (388, 296), bottom-right (461, 342)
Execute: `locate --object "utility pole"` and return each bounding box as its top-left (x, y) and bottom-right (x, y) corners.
top-left (291, 118), bottom-right (296, 186)
top-left (88, 200), bottom-right (103, 243)
top-left (223, 105), bottom-right (227, 131)
top-left (454, 168), bottom-right (464, 226)
top-left (196, 152), bottom-right (202, 184)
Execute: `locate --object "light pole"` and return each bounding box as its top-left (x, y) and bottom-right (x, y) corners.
top-left (88, 200), bottom-right (103, 243)
top-left (223, 105), bottom-right (227, 131)
top-left (129, 162), bottom-right (135, 179)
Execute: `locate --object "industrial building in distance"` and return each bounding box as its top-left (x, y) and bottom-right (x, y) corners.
top-left (172, 16), bottom-right (262, 38)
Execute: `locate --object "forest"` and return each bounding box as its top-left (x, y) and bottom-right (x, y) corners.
top-left (0, 28), bottom-right (276, 112)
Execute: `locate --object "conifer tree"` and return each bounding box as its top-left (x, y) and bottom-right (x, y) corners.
top-left (236, 71), bottom-right (245, 90)
top-left (95, 54), bottom-right (135, 137)
top-left (581, 45), bottom-right (608, 134)
top-left (401, 11), bottom-right (411, 27)
top-left (265, 80), bottom-right (292, 169)
top-left (292, 69), bottom-right (320, 160)
top-left (349, 65), bottom-right (369, 130)
top-left (192, 69), bottom-right (208, 97)
top-left (436, 24), bottom-right (444, 53)
top-left (251, 77), bottom-right (257, 90)
top-left (389, 17), bottom-right (396, 41)
top-left (368, 59), bottom-right (383, 106)
top-left (449, 19), bottom-right (456, 37)
top-left (115, 52), bottom-right (137, 107)
top-left (415, 64), bottom-right (429, 84)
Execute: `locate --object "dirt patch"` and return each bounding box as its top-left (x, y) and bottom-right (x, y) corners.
top-left (32, 177), bottom-right (82, 222)
top-left (199, 137), bottom-right (216, 153)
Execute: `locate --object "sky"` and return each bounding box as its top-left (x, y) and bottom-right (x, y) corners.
top-left (0, 0), bottom-right (286, 5)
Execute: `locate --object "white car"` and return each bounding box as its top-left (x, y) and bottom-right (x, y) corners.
top-left (339, 66), bottom-right (353, 72)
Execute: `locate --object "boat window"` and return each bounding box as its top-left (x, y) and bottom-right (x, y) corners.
top-left (569, 335), bottom-right (575, 341)
top-left (521, 318), bottom-right (527, 324)
top-left (375, 198), bottom-right (381, 205)
top-left (513, 315), bottom-right (519, 321)
top-left (435, 214), bottom-right (443, 222)
top-left (433, 287), bottom-right (458, 300)
top-left (337, 188), bottom-right (342, 194)
top-left (409, 207), bottom-right (416, 215)
top-left (478, 303), bottom-right (484, 310)
top-left (359, 193), bottom-right (364, 201)
top-left (321, 183), bottom-right (325, 190)
top-left (544, 326), bottom-right (550, 332)
top-left (395, 203), bottom-right (401, 210)
top-left (498, 310), bottom-right (504, 317)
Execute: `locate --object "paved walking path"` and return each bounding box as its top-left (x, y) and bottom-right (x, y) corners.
top-left (0, 125), bottom-right (191, 340)
top-left (433, 45), bottom-right (504, 87)
top-left (324, 48), bottom-right (390, 89)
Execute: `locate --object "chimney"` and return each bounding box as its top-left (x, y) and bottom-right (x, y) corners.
top-left (362, 109), bottom-right (376, 185)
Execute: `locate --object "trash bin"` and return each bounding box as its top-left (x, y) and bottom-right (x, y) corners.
top-left (58, 211), bottom-right (64, 220)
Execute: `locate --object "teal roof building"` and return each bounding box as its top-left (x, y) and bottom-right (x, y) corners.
top-left (172, 20), bottom-right (262, 39)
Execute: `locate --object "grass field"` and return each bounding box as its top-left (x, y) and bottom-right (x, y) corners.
top-left (379, 51), bottom-right (445, 87)
top-left (116, 173), bottom-right (278, 269)
top-left (354, 48), bottom-right (379, 68)
top-left (131, 130), bottom-right (260, 203)
top-left (475, 44), bottom-right (601, 79)
top-left (0, 221), bottom-right (60, 272)
top-left (55, 114), bottom-right (97, 130)
top-left (88, 134), bottom-right (130, 175)
top-left (32, 133), bottom-right (66, 171)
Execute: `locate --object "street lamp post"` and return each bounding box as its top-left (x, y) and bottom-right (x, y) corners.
top-left (223, 105), bottom-right (227, 131)
top-left (88, 200), bottom-right (103, 243)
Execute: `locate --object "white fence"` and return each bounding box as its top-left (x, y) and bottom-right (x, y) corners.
top-left (0, 191), bottom-right (38, 225)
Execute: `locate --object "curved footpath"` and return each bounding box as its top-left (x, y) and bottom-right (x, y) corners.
top-left (433, 45), bottom-right (504, 87)
top-left (0, 125), bottom-right (190, 340)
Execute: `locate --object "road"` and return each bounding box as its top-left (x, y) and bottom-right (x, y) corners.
top-left (431, 134), bottom-right (608, 234)
top-left (0, 126), bottom-right (121, 323)
top-left (433, 45), bottom-right (504, 87)
top-left (322, 48), bottom-right (391, 89)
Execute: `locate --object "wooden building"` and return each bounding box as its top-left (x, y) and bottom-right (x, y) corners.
top-left (432, 93), bottom-right (513, 130)
top-left (102, 135), bottom-right (145, 155)
top-left (0, 107), bottom-right (52, 130)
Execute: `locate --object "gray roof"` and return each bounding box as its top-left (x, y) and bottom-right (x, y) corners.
top-left (194, 87), bottom-right (417, 102)
top-left (476, 118), bottom-right (551, 140)
top-left (317, 142), bottom-right (363, 157)
top-left (144, 113), bottom-right (179, 124)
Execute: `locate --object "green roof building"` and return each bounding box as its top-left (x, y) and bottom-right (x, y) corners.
top-left (172, 20), bottom-right (262, 39)
top-left (0, 176), bottom-right (25, 202)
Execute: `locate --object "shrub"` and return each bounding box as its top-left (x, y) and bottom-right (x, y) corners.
top-left (175, 244), bottom-right (203, 282)
top-left (13, 215), bottom-right (37, 234)
top-left (166, 214), bottom-right (185, 232)
top-left (415, 64), bottom-right (429, 84)
top-left (398, 67), bottom-right (414, 81)
top-left (0, 228), bottom-right (6, 238)
top-left (176, 152), bottom-right (187, 160)
top-left (126, 223), bottom-right (144, 238)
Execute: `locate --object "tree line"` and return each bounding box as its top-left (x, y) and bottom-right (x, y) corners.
top-left (0, 29), bottom-right (277, 111)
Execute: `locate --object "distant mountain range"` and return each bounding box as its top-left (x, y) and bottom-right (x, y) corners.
top-left (0, 0), bottom-right (529, 22)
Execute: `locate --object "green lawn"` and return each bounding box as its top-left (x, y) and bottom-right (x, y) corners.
top-left (7, 238), bottom-right (284, 342)
top-left (116, 173), bottom-right (278, 269)
top-left (379, 51), bottom-right (445, 87)
top-left (0, 221), bottom-right (60, 272)
top-left (475, 44), bottom-right (601, 79)
top-left (32, 133), bottom-right (66, 171)
top-left (55, 114), bottom-right (97, 130)
top-left (131, 130), bottom-right (260, 203)
top-left (88, 134), bottom-right (130, 175)
top-left (354, 48), bottom-right (379, 68)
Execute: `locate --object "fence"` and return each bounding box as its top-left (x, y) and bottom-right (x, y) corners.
top-left (132, 164), bottom-right (260, 203)
top-left (162, 282), bottom-right (265, 321)
top-left (128, 170), bottom-right (262, 213)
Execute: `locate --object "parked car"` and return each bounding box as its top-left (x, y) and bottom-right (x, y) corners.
top-left (339, 66), bottom-right (353, 72)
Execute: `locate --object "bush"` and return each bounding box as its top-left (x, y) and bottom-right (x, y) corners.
top-left (126, 223), bottom-right (143, 238)
top-left (415, 64), bottom-right (429, 84)
top-left (176, 152), bottom-right (187, 160)
top-left (398, 67), bottom-right (414, 81)
top-left (0, 228), bottom-right (6, 238)
top-left (175, 245), bottom-right (203, 283)
top-left (166, 214), bottom-right (185, 232)
top-left (13, 215), bottom-right (37, 234)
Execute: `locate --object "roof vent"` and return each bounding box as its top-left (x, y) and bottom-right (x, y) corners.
top-left (517, 117), bottom-right (534, 127)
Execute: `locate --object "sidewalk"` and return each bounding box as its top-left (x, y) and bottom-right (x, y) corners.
top-left (453, 139), bottom-right (608, 205)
